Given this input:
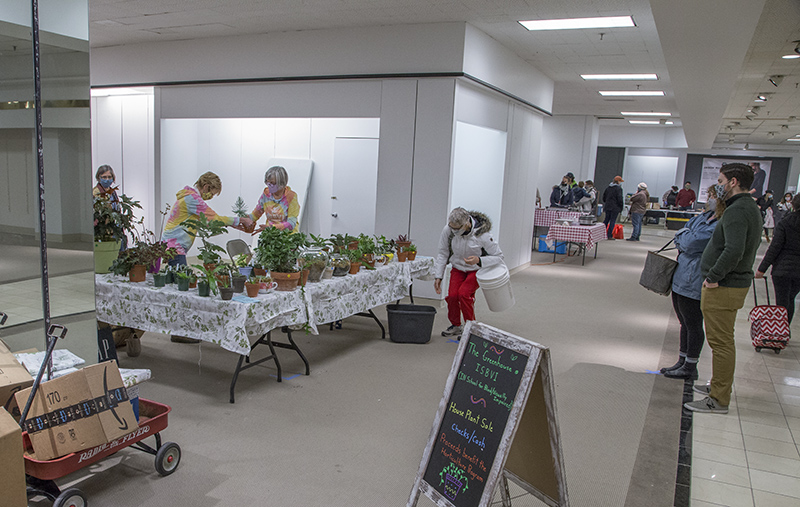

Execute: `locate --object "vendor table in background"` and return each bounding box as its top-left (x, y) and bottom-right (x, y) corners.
top-left (665, 210), bottom-right (702, 230)
top-left (95, 257), bottom-right (434, 401)
top-left (545, 224), bottom-right (606, 265)
top-left (533, 208), bottom-right (583, 227)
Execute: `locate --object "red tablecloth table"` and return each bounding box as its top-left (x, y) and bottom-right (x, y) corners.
top-left (533, 208), bottom-right (584, 227)
top-left (545, 224), bottom-right (607, 265)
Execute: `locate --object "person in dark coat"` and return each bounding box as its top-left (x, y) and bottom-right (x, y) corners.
top-left (549, 176), bottom-right (574, 208)
top-left (602, 176), bottom-right (624, 239)
top-left (756, 193), bottom-right (800, 325)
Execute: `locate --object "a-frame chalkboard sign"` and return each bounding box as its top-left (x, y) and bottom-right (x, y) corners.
top-left (408, 322), bottom-right (569, 507)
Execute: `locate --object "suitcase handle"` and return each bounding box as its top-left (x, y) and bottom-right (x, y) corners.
top-left (752, 277), bottom-right (771, 307)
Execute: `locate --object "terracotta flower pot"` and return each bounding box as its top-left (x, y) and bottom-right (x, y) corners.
top-left (349, 262), bottom-right (362, 274)
top-left (299, 269), bottom-right (310, 286)
top-left (271, 271), bottom-right (301, 291)
top-left (253, 268), bottom-right (267, 277)
top-left (407, 251), bottom-right (417, 261)
top-left (245, 282), bottom-right (260, 298)
top-left (129, 264), bottom-right (146, 282)
top-left (189, 279), bottom-right (197, 289)
top-left (397, 251), bottom-right (408, 262)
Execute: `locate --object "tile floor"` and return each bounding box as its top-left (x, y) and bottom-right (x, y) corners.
top-left (0, 272), bottom-right (96, 326)
top-left (689, 304), bottom-right (800, 506)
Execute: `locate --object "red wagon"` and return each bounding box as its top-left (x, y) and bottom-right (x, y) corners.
top-left (24, 398), bottom-right (181, 506)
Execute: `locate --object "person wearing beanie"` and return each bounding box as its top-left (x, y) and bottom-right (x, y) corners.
top-left (627, 182), bottom-right (649, 241)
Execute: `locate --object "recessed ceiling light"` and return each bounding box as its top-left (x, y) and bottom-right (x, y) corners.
top-left (629, 120), bottom-right (674, 125)
top-left (519, 16), bottom-right (635, 31)
top-left (620, 111), bottom-right (671, 116)
top-left (600, 90), bottom-right (665, 97)
top-left (581, 74), bottom-right (658, 80)
top-left (782, 54), bottom-right (800, 59)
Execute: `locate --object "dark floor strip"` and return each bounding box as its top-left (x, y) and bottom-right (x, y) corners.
top-left (674, 382), bottom-right (695, 507)
top-left (623, 313), bottom-right (685, 507)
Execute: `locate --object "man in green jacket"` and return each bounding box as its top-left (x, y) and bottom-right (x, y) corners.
top-left (684, 163), bottom-right (762, 414)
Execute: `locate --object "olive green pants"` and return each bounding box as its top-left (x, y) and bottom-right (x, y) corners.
top-left (700, 285), bottom-right (749, 407)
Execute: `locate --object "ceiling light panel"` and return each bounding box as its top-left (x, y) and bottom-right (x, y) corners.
top-left (581, 74), bottom-right (658, 80)
top-left (519, 16), bottom-right (635, 31)
top-left (621, 111), bottom-right (672, 116)
top-left (599, 91), bottom-right (665, 97)
top-left (629, 120), bottom-right (674, 125)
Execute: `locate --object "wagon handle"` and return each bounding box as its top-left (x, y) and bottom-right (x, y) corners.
top-left (19, 325), bottom-right (68, 427)
top-left (0, 312), bottom-right (7, 326)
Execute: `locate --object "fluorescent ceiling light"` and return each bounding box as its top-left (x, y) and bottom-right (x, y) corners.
top-left (786, 138), bottom-right (800, 141)
top-left (581, 74), bottom-right (658, 80)
top-left (91, 87), bottom-right (154, 97)
top-left (629, 120), bottom-right (674, 125)
top-left (621, 111), bottom-right (671, 116)
top-left (782, 54), bottom-right (800, 59)
top-left (599, 90), bottom-right (665, 97)
top-left (519, 16), bottom-right (635, 31)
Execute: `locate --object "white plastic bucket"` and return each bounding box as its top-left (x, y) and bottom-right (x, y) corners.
top-left (476, 264), bottom-right (515, 312)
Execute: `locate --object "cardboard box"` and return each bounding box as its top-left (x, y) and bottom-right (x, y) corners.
top-left (15, 361), bottom-right (138, 461)
top-left (0, 339), bottom-right (33, 422)
top-left (0, 407), bottom-right (27, 507)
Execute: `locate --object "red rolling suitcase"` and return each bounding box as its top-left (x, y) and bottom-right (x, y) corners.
top-left (749, 278), bottom-right (791, 354)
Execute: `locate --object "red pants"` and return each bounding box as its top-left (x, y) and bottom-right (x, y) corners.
top-left (446, 268), bottom-right (479, 326)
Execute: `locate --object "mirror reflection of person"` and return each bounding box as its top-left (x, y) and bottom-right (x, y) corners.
top-left (162, 171), bottom-right (253, 267)
top-left (748, 162), bottom-right (766, 199)
top-left (249, 165), bottom-right (300, 234)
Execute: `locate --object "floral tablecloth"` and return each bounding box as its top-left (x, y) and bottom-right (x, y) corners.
top-left (95, 257), bottom-right (435, 355)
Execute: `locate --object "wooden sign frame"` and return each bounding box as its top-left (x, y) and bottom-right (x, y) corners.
top-left (408, 321), bottom-right (569, 507)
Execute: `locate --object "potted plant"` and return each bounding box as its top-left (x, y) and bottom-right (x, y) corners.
top-left (405, 244), bottom-right (417, 261)
top-left (192, 264), bottom-right (218, 297)
top-left (234, 253), bottom-right (253, 278)
top-left (180, 213), bottom-right (228, 269)
top-left (298, 244), bottom-right (329, 283)
top-left (329, 233), bottom-right (356, 254)
top-left (231, 196), bottom-right (248, 218)
top-left (308, 234), bottom-right (330, 251)
top-left (329, 252), bottom-right (350, 276)
top-left (346, 246), bottom-right (363, 274)
top-left (254, 227), bottom-right (303, 291)
top-left (357, 233), bottom-right (377, 267)
top-left (92, 193), bottom-right (142, 273)
top-left (153, 266), bottom-right (168, 287)
top-left (215, 264), bottom-right (234, 300)
top-left (244, 276), bottom-right (260, 297)
top-left (375, 235), bottom-right (395, 265)
top-left (395, 233), bottom-right (411, 253)
top-left (109, 230), bottom-right (177, 282)
top-left (174, 267), bottom-right (192, 291)
top-left (397, 248), bottom-right (408, 262)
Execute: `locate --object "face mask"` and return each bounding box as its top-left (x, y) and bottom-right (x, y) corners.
top-left (202, 192), bottom-right (214, 201)
top-left (99, 179), bottom-right (113, 189)
top-left (450, 225), bottom-right (469, 236)
top-left (714, 183), bottom-right (726, 200)
top-left (267, 182), bottom-right (281, 195)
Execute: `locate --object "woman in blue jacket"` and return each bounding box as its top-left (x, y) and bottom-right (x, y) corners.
top-left (660, 203), bottom-right (723, 379)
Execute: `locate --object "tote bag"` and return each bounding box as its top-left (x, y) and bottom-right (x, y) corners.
top-left (639, 239), bottom-right (678, 296)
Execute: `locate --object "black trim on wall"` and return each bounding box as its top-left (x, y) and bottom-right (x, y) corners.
top-left (91, 72), bottom-right (553, 117)
top-left (595, 146), bottom-right (626, 202)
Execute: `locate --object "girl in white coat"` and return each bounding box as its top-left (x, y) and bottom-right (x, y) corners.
top-left (434, 208), bottom-right (504, 338)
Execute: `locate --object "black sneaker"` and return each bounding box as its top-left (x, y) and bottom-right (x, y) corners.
top-left (441, 325), bottom-right (463, 337)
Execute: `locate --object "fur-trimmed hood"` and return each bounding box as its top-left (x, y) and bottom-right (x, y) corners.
top-left (468, 210), bottom-right (492, 236)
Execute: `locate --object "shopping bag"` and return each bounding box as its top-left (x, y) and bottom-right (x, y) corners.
top-left (612, 224), bottom-right (624, 239)
top-left (639, 239), bottom-right (677, 296)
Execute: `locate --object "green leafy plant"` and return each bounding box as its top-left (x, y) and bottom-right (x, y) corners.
top-left (180, 213), bottom-right (228, 265)
top-left (93, 193), bottom-right (142, 242)
top-left (255, 227), bottom-right (303, 273)
top-left (214, 264), bottom-right (233, 288)
top-left (234, 253), bottom-right (250, 268)
top-left (375, 235), bottom-right (395, 256)
top-left (357, 233), bottom-right (376, 256)
top-left (231, 196), bottom-right (249, 218)
top-left (109, 226), bottom-right (177, 275)
top-left (345, 246), bottom-right (363, 264)
top-left (308, 234), bottom-right (330, 249)
top-left (192, 264), bottom-right (219, 295)
top-left (405, 244), bottom-right (417, 252)
top-left (329, 233), bottom-right (356, 253)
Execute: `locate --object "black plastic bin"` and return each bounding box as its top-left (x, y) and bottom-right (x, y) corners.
top-left (386, 304), bottom-right (437, 344)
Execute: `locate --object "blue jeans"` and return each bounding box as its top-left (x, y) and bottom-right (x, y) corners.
top-left (630, 213), bottom-right (643, 240)
top-left (603, 210), bottom-right (619, 238)
top-left (169, 255), bottom-right (187, 267)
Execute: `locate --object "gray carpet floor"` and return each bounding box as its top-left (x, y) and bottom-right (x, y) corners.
top-left (6, 224), bottom-right (690, 506)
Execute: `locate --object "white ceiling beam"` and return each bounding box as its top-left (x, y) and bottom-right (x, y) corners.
top-left (650, 0), bottom-right (767, 149)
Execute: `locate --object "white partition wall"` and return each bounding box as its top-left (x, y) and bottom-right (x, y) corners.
top-left (623, 155), bottom-right (679, 202)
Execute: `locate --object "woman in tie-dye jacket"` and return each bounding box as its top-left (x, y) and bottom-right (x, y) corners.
top-left (249, 165), bottom-right (300, 233)
top-left (162, 172), bottom-right (253, 265)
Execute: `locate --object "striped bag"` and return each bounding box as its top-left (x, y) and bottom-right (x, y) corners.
top-left (749, 278), bottom-right (791, 354)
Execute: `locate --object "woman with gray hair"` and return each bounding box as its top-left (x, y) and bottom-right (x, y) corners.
top-left (250, 165), bottom-right (300, 233)
top-left (433, 207), bottom-right (504, 338)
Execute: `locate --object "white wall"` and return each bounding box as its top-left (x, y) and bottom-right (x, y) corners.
top-left (599, 125), bottom-right (688, 149)
top-left (623, 155), bottom-right (679, 202)
top-left (538, 116), bottom-right (599, 198)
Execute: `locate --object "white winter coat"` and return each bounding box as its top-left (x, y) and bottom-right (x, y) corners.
top-left (434, 219), bottom-right (504, 279)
